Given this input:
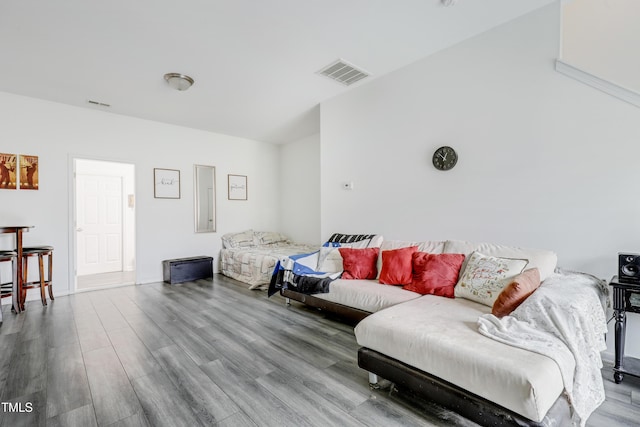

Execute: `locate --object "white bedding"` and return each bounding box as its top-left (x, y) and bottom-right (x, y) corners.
top-left (354, 295), bottom-right (565, 423)
top-left (220, 242), bottom-right (318, 289)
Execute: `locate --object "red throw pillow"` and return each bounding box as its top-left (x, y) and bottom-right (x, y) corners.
top-left (404, 252), bottom-right (465, 298)
top-left (492, 268), bottom-right (540, 317)
top-left (379, 246), bottom-right (419, 285)
top-left (339, 247), bottom-right (379, 280)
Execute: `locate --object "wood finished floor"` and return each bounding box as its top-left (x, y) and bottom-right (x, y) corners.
top-left (0, 274), bottom-right (639, 427)
top-left (77, 271), bottom-right (136, 291)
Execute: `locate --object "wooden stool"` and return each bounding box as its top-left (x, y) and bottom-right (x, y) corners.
top-left (0, 250), bottom-right (18, 319)
top-left (22, 246), bottom-right (54, 306)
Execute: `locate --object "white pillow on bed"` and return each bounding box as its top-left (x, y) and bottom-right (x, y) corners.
top-left (221, 229), bottom-right (256, 248)
top-left (255, 231), bottom-right (290, 245)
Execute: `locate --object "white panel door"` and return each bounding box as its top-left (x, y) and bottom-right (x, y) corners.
top-left (77, 174), bottom-right (123, 275)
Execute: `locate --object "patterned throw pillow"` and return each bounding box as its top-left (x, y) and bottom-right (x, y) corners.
top-left (325, 233), bottom-right (383, 248)
top-left (454, 251), bottom-right (528, 307)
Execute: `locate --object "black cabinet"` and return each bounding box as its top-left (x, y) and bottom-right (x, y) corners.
top-left (163, 256), bottom-right (213, 284)
top-left (609, 276), bottom-right (640, 383)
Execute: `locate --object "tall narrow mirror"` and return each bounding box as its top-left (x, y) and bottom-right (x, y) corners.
top-left (194, 165), bottom-right (216, 232)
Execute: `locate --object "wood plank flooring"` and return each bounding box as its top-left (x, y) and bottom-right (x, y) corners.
top-left (0, 274), bottom-right (638, 427)
top-left (77, 271), bottom-right (136, 291)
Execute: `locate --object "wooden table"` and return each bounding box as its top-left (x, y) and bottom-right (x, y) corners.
top-left (1, 226), bottom-right (33, 314)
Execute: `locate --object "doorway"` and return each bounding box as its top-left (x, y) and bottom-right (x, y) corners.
top-left (74, 159), bottom-right (135, 291)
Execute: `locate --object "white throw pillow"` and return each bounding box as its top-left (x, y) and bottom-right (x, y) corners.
top-left (317, 247), bottom-right (344, 273)
top-left (454, 251), bottom-right (528, 307)
top-left (325, 234), bottom-right (384, 248)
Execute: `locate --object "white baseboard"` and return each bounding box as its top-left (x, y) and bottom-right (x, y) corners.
top-left (601, 350), bottom-right (614, 365)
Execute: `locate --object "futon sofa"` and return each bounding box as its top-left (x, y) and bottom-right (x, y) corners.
top-left (277, 238), bottom-right (607, 427)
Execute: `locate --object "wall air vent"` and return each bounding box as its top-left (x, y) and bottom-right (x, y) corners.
top-left (317, 59), bottom-right (370, 86)
top-left (87, 99), bottom-right (111, 107)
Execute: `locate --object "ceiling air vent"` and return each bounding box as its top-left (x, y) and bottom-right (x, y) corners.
top-left (317, 59), bottom-right (370, 86)
top-left (87, 99), bottom-right (111, 107)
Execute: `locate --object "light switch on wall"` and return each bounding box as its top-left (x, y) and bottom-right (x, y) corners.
top-left (342, 181), bottom-right (354, 190)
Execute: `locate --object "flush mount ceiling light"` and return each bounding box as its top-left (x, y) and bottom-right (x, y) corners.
top-left (163, 73), bottom-right (194, 91)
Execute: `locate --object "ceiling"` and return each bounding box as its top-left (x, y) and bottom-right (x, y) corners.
top-left (0, 0), bottom-right (556, 144)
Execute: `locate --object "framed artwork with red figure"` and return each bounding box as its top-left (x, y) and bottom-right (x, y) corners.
top-left (0, 153), bottom-right (17, 189)
top-left (19, 154), bottom-right (38, 190)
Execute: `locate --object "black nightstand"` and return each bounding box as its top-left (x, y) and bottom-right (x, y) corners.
top-left (609, 276), bottom-right (640, 383)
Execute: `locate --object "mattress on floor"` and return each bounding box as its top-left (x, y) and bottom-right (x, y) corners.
top-left (221, 242), bottom-right (318, 290)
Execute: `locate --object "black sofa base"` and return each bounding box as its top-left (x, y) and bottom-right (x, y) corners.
top-left (358, 347), bottom-right (571, 427)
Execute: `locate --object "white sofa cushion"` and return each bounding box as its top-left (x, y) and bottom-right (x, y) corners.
top-left (354, 295), bottom-right (566, 422)
top-left (444, 240), bottom-right (557, 281)
top-left (379, 240), bottom-right (446, 253)
top-left (314, 279), bottom-right (421, 313)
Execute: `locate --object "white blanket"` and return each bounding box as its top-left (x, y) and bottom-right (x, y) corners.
top-left (477, 271), bottom-right (608, 427)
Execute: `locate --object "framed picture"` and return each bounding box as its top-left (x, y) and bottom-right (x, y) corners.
top-left (228, 174), bottom-right (247, 200)
top-left (154, 168), bottom-right (181, 199)
top-left (19, 154), bottom-right (38, 190)
top-left (0, 153), bottom-right (17, 190)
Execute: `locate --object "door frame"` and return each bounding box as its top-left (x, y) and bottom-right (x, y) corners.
top-left (68, 155), bottom-right (137, 293)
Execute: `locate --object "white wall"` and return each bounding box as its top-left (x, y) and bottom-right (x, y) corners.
top-left (0, 92), bottom-right (281, 296)
top-left (320, 4), bottom-right (640, 357)
top-left (279, 133), bottom-right (321, 245)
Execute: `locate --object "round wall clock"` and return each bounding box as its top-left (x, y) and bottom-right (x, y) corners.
top-left (432, 146), bottom-right (458, 171)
